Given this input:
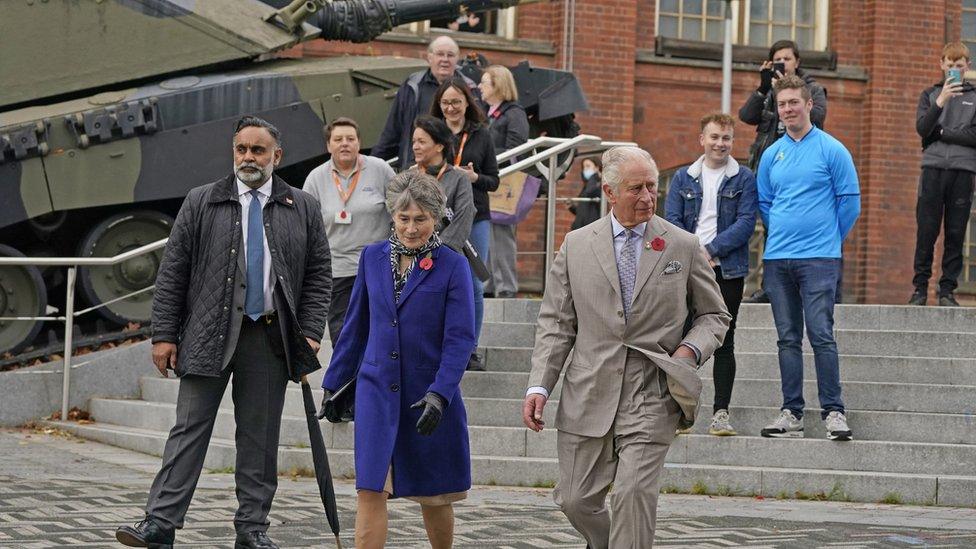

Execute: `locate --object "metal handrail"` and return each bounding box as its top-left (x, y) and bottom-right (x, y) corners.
top-left (0, 238), bottom-right (168, 420)
top-left (496, 135), bottom-right (637, 277)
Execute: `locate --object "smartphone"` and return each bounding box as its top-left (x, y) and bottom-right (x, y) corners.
top-left (773, 62), bottom-right (786, 75)
top-left (948, 68), bottom-right (963, 84)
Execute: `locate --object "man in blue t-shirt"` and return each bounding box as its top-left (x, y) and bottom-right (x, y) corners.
top-left (756, 75), bottom-right (861, 442)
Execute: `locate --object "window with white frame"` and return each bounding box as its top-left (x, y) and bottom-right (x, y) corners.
top-left (656, 0), bottom-right (829, 51)
top-left (963, 0), bottom-right (976, 53)
top-left (404, 8), bottom-right (517, 40)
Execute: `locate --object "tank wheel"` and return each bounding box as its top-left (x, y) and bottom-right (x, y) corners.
top-left (0, 244), bottom-right (48, 355)
top-left (77, 210), bottom-right (173, 326)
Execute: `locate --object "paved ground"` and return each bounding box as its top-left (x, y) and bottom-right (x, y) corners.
top-left (2, 427), bottom-right (976, 548)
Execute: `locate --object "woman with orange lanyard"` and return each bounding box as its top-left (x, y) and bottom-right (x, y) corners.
top-left (430, 79), bottom-right (499, 371)
top-left (411, 115), bottom-right (475, 256)
top-left (303, 117), bottom-right (396, 347)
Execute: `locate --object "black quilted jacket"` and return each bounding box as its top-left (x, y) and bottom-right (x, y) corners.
top-left (151, 174), bottom-right (332, 380)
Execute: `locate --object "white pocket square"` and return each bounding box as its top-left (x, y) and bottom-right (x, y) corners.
top-left (662, 260), bottom-right (683, 275)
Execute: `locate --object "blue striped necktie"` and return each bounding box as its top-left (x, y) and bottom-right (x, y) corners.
top-left (245, 190), bottom-right (264, 320)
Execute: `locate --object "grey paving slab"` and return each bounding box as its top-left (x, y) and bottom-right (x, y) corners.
top-left (5, 427), bottom-right (976, 549)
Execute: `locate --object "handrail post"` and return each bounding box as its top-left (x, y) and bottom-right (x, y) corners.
top-left (61, 266), bottom-right (77, 421)
top-left (544, 154), bottom-right (558, 288)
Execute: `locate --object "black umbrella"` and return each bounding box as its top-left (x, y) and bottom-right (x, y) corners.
top-left (300, 376), bottom-right (342, 548)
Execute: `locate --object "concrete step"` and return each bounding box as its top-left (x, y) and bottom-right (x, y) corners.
top-left (82, 396), bottom-right (976, 478)
top-left (135, 377), bottom-right (976, 444)
top-left (699, 378), bottom-right (976, 415)
top-left (721, 353), bottom-right (976, 386)
top-left (688, 405), bottom-right (976, 445)
top-left (477, 322), bottom-right (976, 358)
top-left (484, 300), bottom-right (976, 334)
top-left (47, 420), bottom-right (976, 506)
top-left (736, 303), bottom-right (976, 333)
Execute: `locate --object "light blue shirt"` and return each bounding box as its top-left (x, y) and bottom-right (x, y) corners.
top-left (757, 126), bottom-right (861, 260)
top-left (609, 212), bottom-right (647, 265)
top-left (236, 177), bottom-right (275, 313)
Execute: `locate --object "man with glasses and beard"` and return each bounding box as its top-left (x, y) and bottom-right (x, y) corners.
top-left (115, 116), bottom-right (332, 549)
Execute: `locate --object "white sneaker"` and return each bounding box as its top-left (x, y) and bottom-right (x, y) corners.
top-left (708, 409), bottom-right (737, 436)
top-left (824, 411), bottom-right (853, 441)
top-left (760, 409), bottom-right (803, 438)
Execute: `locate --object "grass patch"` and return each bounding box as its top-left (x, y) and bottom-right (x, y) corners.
top-left (209, 466), bottom-right (235, 474)
top-left (292, 442), bottom-right (309, 449)
top-left (791, 483), bottom-right (850, 502)
top-left (531, 480), bottom-right (556, 489)
top-left (282, 467), bottom-right (315, 479)
top-left (714, 485), bottom-right (734, 497)
top-left (690, 480), bottom-right (709, 495)
top-left (879, 492), bottom-right (903, 505)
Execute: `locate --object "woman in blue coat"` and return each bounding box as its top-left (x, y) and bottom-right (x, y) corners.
top-left (321, 170), bottom-right (475, 549)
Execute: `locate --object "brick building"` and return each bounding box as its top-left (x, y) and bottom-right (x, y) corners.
top-left (297, 0), bottom-right (976, 304)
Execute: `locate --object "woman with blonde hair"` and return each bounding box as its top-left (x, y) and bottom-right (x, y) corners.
top-left (479, 64), bottom-right (530, 300)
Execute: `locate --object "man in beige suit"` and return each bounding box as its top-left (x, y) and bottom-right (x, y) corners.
top-left (522, 146), bottom-right (730, 549)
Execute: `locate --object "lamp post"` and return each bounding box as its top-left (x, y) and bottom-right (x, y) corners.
top-left (721, 0), bottom-right (734, 113)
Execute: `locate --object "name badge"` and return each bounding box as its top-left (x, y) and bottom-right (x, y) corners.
top-left (334, 210), bottom-right (352, 224)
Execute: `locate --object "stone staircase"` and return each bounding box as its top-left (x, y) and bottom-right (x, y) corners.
top-left (50, 300), bottom-right (976, 506)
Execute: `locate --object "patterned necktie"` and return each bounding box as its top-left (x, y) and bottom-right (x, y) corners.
top-left (618, 229), bottom-right (638, 318)
top-left (245, 190), bottom-right (264, 320)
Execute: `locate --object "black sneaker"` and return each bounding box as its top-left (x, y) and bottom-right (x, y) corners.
top-left (116, 517), bottom-right (174, 548)
top-left (743, 289), bottom-right (770, 304)
top-left (466, 352), bottom-right (486, 371)
top-left (235, 531), bottom-right (279, 549)
top-left (908, 291), bottom-right (927, 306)
top-left (939, 293), bottom-right (960, 307)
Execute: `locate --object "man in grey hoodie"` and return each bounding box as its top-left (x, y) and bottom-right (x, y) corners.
top-left (910, 41), bottom-right (976, 307)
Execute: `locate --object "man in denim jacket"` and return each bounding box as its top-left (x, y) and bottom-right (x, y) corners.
top-left (665, 112), bottom-right (757, 436)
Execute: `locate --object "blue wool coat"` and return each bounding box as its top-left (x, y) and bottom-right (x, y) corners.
top-left (322, 241), bottom-right (475, 497)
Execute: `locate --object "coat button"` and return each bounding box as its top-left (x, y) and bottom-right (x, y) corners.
top-left (231, 249), bottom-right (236, 254)
top-left (617, 369), bottom-right (623, 375)
top-left (270, 248), bottom-right (276, 253)
top-left (390, 384), bottom-right (399, 392)
top-left (227, 277), bottom-right (232, 283)
top-left (391, 319), bottom-right (398, 327)
top-left (237, 306), bottom-right (243, 312)
top-left (390, 351), bottom-right (399, 359)
top-left (617, 311), bottom-right (623, 317)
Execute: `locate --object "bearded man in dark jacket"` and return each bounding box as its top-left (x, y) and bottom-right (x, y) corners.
top-left (116, 116), bottom-right (331, 549)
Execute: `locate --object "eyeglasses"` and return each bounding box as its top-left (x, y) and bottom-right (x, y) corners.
top-left (439, 99), bottom-right (465, 109)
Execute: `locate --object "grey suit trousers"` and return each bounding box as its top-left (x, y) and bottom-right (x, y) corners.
top-left (553, 350), bottom-right (681, 549)
top-left (145, 317), bottom-right (290, 534)
top-left (488, 223), bottom-right (518, 295)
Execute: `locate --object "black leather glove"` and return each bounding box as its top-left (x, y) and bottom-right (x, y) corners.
top-left (758, 68), bottom-right (774, 94)
top-left (410, 392), bottom-right (446, 435)
top-left (316, 389), bottom-right (334, 420)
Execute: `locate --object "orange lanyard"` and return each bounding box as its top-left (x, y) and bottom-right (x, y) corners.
top-left (331, 157), bottom-right (363, 206)
top-left (453, 132), bottom-right (469, 166)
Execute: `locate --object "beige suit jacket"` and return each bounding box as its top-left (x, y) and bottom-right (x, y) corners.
top-left (528, 214), bottom-right (731, 437)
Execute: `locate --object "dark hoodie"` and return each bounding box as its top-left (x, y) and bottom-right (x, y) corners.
top-left (917, 79), bottom-right (976, 173)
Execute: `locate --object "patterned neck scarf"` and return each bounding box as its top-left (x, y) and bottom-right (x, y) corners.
top-left (389, 230), bottom-right (442, 303)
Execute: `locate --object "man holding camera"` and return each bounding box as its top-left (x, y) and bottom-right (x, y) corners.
top-left (910, 42), bottom-right (976, 307)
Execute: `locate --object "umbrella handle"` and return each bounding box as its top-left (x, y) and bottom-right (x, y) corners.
top-left (335, 534), bottom-right (343, 548)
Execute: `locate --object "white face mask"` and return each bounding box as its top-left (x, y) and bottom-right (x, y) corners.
top-left (582, 168), bottom-right (596, 180)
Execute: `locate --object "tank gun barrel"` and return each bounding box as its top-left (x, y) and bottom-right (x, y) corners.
top-left (270, 0), bottom-right (548, 43)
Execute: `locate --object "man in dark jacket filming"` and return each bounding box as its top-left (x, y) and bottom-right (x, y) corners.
top-left (116, 116), bottom-right (332, 549)
top-left (910, 42), bottom-right (976, 307)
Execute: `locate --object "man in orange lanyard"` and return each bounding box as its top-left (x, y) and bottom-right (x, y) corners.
top-left (303, 117), bottom-right (396, 347)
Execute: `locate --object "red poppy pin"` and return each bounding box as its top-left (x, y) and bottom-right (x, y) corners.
top-left (650, 237), bottom-right (666, 251)
top-left (419, 252), bottom-right (434, 271)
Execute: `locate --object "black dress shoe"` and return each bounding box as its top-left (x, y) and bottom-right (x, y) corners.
top-left (235, 531), bottom-right (279, 549)
top-left (743, 289), bottom-right (770, 303)
top-left (466, 352), bottom-right (486, 371)
top-left (116, 517), bottom-right (174, 548)
top-left (496, 290), bottom-right (517, 298)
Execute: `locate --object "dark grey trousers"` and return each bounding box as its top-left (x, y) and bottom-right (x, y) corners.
top-left (145, 318), bottom-right (290, 534)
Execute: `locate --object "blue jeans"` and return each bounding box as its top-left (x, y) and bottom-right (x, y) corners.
top-left (469, 219), bottom-right (490, 348)
top-left (763, 258), bottom-right (845, 420)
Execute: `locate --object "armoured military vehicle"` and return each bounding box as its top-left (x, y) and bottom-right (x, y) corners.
top-left (0, 0), bottom-right (587, 354)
